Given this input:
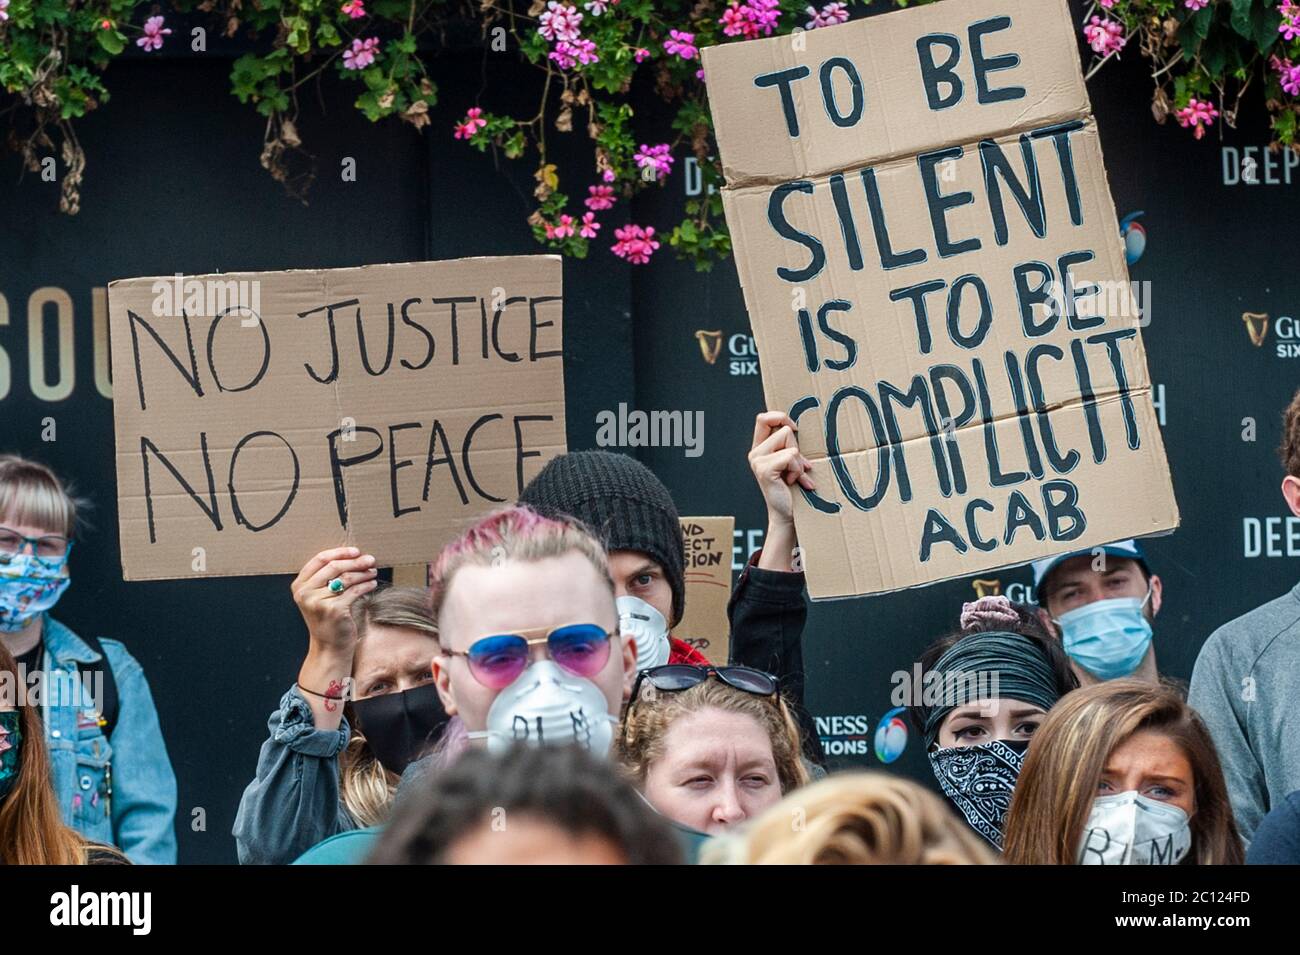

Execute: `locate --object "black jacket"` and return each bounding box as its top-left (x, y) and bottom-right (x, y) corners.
top-left (727, 553), bottom-right (825, 764)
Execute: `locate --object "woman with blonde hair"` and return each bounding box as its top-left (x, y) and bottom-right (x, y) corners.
top-left (0, 642), bottom-right (127, 864)
top-left (703, 772), bottom-right (998, 865)
top-left (619, 665), bottom-right (810, 837)
top-left (1003, 679), bottom-right (1244, 865)
top-left (234, 575), bottom-right (448, 865)
top-left (0, 454), bottom-right (175, 863)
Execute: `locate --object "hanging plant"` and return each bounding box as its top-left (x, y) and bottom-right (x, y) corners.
top-left (2, 0), bottom-right (1296, 267)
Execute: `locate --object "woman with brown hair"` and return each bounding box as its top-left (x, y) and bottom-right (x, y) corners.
top-left (0, 642), bottom-right (126, 864)
top-left (619, 665), bottom-right (810, 836)
top-left (233, 574), bottom-right (448, 865)
top-left (702, 771), bottom-right (998, 865)
top-left (1003, 679), bottom-right (1244, 865)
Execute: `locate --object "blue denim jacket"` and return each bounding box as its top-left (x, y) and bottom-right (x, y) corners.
top-left (41, 615), bottom-right (178, 864)
top-left (232, 685), bottom-right (357, 865)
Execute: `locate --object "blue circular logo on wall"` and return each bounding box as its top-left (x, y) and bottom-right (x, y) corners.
top-left (1120, 211), bottom-right (1146, 265)
top-left (874, 706), bottom-right (908, 764)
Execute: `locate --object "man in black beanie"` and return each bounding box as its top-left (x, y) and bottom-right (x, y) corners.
top-left (519, 450), bottom-right (710, 668)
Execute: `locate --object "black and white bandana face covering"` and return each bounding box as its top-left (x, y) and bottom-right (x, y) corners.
top-left (928, 738), bottom-right (1030, 851)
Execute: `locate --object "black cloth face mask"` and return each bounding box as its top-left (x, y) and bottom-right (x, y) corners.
top-left (928, 737), bottom-right (1030, 851)
top-left (349, 682), bottom-right (450, 775)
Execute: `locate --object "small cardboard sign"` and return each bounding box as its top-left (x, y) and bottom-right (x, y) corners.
top-left (676, 516), bottom-right (736, 665)
top-left (108, 256), bottom-right (566, 580)
top-left (703, 0), bottom-right (1178, 599)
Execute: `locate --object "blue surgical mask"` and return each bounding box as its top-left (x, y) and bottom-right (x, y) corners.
top-left (1053, 589), bottom-right (1153, 681)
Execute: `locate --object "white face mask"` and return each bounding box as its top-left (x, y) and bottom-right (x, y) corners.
top-left (467, 660), bottom-right (617, 757)
top-left (617, 595), bottom-right (671, 671)
top-left (1077, 790), bottom-right (1192, 865)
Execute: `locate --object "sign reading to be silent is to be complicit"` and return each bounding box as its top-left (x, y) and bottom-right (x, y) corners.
top-left (703, 0), bottom-right (1179, 599)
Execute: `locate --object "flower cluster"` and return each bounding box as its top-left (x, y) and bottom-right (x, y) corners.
top-left (611, 224), bottom-right (661, 264)
top-left (1083, 16), bottom-right (1126, 57)
top-left (720, 0), bottom-right (782, 40)
top-left (1175, 97), bottom-right (1219, 139)
top-left (805, 2), bottom-right (849, 30)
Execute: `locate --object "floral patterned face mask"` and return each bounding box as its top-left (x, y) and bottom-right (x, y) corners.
top-left (0, 711), bottom-right (21, 803)
top-left (0, 552), bottom-right (71, 632)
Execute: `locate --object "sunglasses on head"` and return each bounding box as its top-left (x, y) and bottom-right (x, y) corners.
top-left (628, 664), bottom-right (781, 706)
top-left (442, 623), bottom-right (616, 690)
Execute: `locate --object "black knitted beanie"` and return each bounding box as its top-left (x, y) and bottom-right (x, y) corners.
top-left (518, 450), bottom-right (685, 625)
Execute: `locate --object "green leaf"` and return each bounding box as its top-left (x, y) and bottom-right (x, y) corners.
top-left (96, 30), bottom-right (126, 56)
top-left (1229, 0), bottom-right (1255, 40)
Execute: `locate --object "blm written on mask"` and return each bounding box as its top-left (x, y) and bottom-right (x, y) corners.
top-left (1077, 791), bottom-right (1192, 865)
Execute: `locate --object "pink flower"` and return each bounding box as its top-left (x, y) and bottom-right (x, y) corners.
top-left (602, 168), bottom-right (617, 183)
top-left (1175, 97), bottom-right (1219, 139)
top-left (453, 107), bottom-right (487, 140)
top-left (634, 143), bottom-right (674, 180)
top-left (579, 212), bottom-right (600, 239)
top-left (611, 224), bottom-right (661, 264)
top-left (545, 214), bottom-right (578, 240)
top-left (805, 2), bottom-right (849, 30)
top-left (1282, 2), bottom-right (1300, 42)
top-left (549, 37), bottom-right (599, 70)
top-left (343, 36), bottom-right (380, 70)
top-left (1183, 0), bottom-right (1209, 10)
top-left (1082, 16), bottom-right (1126, 57)
top-left (585, 184), bottom-right (616, 210)
top-left (664, 30), bottom-right (698, 60)
top-left (539, 2), bottom-right (583, 43)
top-left (1273, 56), bottom-right (1300, 97)
top-left (634, 47), bottom-right (651, 63)
top-left (1098, 0), bottom-right (1116, 7)
top-left (721, 0), bottom-right (782, 40)
top-left (0, 0), bottom-right (9, 23)
top-left (101, 19), bottom-right (113, 29)
top-left (584, 0), bottom-right (616, 14)
top-left (136, 15), bottom-right (173, 51)
top-left (341, 0), bottom-right (366, 18)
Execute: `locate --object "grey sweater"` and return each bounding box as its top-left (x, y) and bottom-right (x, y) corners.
top-left (1189, 583), bottom-right (1300, 847)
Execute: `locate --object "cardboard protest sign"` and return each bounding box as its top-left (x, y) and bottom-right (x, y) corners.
top-left (703, 0), bottom-right (1178, 599)
top-left (676, 517), bottom-right (735, 664)
top-left (108, 257), bottom-right (566, 580)
top-left (390, 564), bottom-right (431, 590)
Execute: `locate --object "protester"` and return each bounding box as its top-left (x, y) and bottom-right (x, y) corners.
top-left (618, 664), bottom-right (808, 837)
top-left (367, 744), bottom-right (681, 864)
top-left (1003, 680), bottom-right (1243, 865)
top-left (1245, 791), bottom-right (1300, 864)
top-left (1189, 388), bottom-right (1300, 845)
top-left (0, 642), bottom-right (128, 864)
top-left (909, 616), bottom-right (1077, 851)
top-left (0, 454), bottom-right (176, 864)
top-left (518, 450), bottom-right (709, 669)
top-left (1030, 539), bottom-right (1163, 685)
top-left (702, 772), bottom-right (998, 865)
top-left (233, 568), bottom-right (447, 864)
top-left (429, 505), bottom-right (635, 757)
top-left (729, 412), bottom-right (823, 762)
top-left (520, 441), bottom-right (824, 763)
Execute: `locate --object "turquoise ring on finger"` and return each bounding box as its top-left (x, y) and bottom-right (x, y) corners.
top-left (328, 577), bottom-right (345, 594)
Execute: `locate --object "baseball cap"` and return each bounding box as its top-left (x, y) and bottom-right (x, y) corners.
top-left (1030, 539), bottom-right (1151, 603)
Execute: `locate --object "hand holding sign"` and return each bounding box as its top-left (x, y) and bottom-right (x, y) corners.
top-left (291, 547), bottom-right (377, 652)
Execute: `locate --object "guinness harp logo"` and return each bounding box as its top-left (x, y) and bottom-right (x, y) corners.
top-left (971, 578), bottom-right (1002, 598)
top-left (695, 329), bottom-right (723, 365)
top-left (1243, 312), bottom-right (1269, 348)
